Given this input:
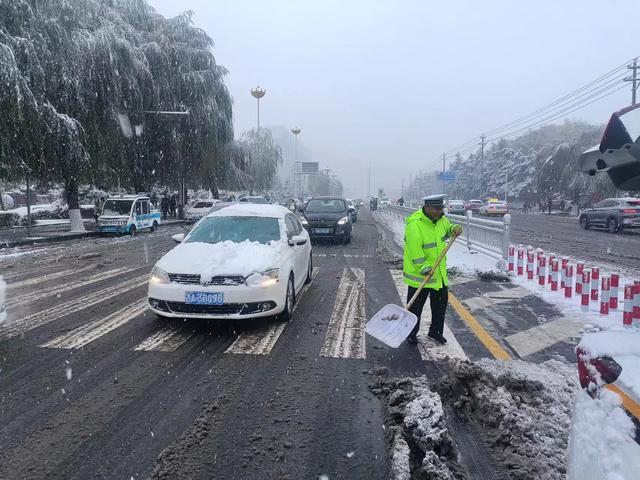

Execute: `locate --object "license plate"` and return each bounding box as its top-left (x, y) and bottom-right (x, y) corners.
top-left (315, 228), bottom-right (332, 234)
top-left (185, 291), bottom-right (224, 305)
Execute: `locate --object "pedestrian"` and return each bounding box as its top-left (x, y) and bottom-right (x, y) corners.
top-left (398, 197), bottom-right (405, 206)
top-left (169, 195), bottom-right (177, 218)
top-left (403, 194), bottom-right (462, 345)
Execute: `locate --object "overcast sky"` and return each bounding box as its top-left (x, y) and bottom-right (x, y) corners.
top-left (149, 0), bottom-right (640, 198)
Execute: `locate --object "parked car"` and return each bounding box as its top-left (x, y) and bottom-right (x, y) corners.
top-left (465, 199), bottom-right (483, 212)
top-left (568, 331), bottom-right (640, 479)
top-left (185, 200), bottom-right (220, 223)
top-left (445, 200), bottom-right (466, 215)
top-left (148, 204), bottom-right (312, 322)
top-left (97, 195), bottom-right (161, 236)
top-left (346, 198), bottom-right (358, 223)
top-left (299, 197), bottom-right (352, 244)
top-left (238, 195), bottom-right (269, 204)
top-left (578, 198), bottom-right (640, 233)
top-left (479, 200), bottom-right (508, 216)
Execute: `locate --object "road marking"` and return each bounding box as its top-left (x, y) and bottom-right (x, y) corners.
top-left (462, 286), bottom-right (531, 311)
top-left (315, 253), bottom-right (373, 258)
top-left (0, 275), bottom-right (149, 339)
top-left (389, 269), bottom-right (467, 360)
top-left (225, 267), bottom-right (319, 355)
top-left (41, 299), bottom-right (148, 349)
top-left (6, 265), bottom-right (95, 290)
top-left (606, 384), bottom-right (640, 422)
top-left (504, 318), bottom-right (584, 358)
top-left (320, 268), bottom-right (366, 359)
top-left (134, 324), bottom-right (194, 352)
top-left (7, 266), bottom-right (137, 307)
top-left (448, 294), bottom-right (512, 360)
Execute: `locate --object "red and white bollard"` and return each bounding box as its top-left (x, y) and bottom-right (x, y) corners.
top-left (547, 255), bottom-right (555, 284)
top-left (610, 273), bottom-right (619, 310)
top-left (623, 284), bottom-right (634, 328)
top-left (564, 265), bottom-right (573, 298)
top-left (634, 281), bottom-right (640, 326)
top-left (551, 258), bottom-right (558, 292)
top-left (527, 250), bottom-right (535, 280)
top-left (581, 270), bottom-right (591, 312)
top-left (508, 245), bottom-right (515, 272)
top-left (535, 249), bottom-right (544, 276)
top-left (538, 255), bottom-right (547, 288)
top-left (561, 258), bottom-right (568, 289)
top-left (591, 267), bottom-right (600, 302)
top-left (600, 277), bottom-right (610, 315)
top-left (517, 246), bottom-right (524, 276)
top-left (576, 263), bottom-right (584, 295)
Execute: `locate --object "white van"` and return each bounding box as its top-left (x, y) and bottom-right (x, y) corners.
top-left (97, 195), bottom-right (161, 236)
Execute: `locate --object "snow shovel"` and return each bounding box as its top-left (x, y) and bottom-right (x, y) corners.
top-left (365, 235), bottom-right (458, 348)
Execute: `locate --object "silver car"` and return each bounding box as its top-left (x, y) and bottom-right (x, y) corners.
top-left (578, 197), bottom-right (640, 233)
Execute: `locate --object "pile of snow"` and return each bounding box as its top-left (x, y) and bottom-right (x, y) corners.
top-left (436, 358), bottom-right (579, 480)
top-left (157, 240), bottom-right (283, 280)
top-left (0, 275), bottom-right (6, 323)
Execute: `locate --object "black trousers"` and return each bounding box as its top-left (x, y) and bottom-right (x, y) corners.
top-left (406, 285), bottom-right (449, 337)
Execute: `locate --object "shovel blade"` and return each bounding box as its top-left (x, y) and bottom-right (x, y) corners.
top-left (365, 304), bottom-right (418, 348)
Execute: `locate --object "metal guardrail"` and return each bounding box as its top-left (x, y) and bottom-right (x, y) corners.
top-left (383, 204), bottom-right (511, 260)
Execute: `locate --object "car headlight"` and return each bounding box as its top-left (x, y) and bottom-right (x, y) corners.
top-left (337, 216), bottom-right (349, 225)
top-left (245, 268), bottom-right (280, 287)
top-left (150, 266), bottom-right (170, 284)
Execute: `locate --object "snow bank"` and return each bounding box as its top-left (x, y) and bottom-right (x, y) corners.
top-left (0, 275), bottom-right (6, 323)
top-left (567, 389), bottom-right (639, 480)
top-left (158, 240), bottom-right (283, 279)
top-left (579, 330), bottom-right (640, 358)
top-left (436, 358), bottom-right (579, 480)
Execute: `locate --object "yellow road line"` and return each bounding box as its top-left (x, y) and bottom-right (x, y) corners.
top-left (605, 384), bottom-right (640, 422)
top-left (448, 293), bottom-right (512, 361)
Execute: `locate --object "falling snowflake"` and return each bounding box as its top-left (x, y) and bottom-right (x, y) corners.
top-left (346, 451), bottom-right (355, 458)
top-left (66, 367), bottom-right (72, 380)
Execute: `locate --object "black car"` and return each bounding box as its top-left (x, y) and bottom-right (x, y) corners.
top-left (578, 197), bottom-right (640, 233)
top-left (299, 197), bottom-right (352, 243)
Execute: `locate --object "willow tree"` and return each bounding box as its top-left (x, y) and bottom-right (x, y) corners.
top-left (240, 128), bottom-right (283, 194)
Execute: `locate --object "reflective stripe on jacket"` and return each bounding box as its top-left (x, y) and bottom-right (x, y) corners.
top-left (402, 209), bottom-right (458, 290)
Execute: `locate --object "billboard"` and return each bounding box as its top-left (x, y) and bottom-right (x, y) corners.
top-left (437, 171), bottom-right (456, 182)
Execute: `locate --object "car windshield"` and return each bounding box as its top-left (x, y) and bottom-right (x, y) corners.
top-left (185, 216), bottom-right (281, 244)
top-left (240, 197), bottom-right (268, 204)
top-left (193, 201), bottom-right (213, 208)
top-left (102, 199), bottom-right (133, 216)
top-left (305, 199), bottom-right (346, 213)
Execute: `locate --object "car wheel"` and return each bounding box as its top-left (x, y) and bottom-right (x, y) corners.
top-left (607, 217), bottom-right (619, 233)
top-left (151, 221), bottom-right (158, 232)
top-left (305, 255), bottom-right (313, 284)
top-left (579, 216), bottom-right (589, 230)
top-left (130, 225), bottom-right (137, 237)
top-left (277, 275), bottom-right (295, 322)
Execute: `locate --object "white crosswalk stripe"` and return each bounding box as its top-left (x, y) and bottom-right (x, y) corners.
top-left (389, 269), bottom-right (467, 360)
top-left (320, 268), bottom-right (366, 359)
top-left (224, 267), bottom-right (319, 355)
top-left (133, 324), bottom-right (194, 352)
top-left (41, 299), bottom-right (148, 349)
top-left (8, 266), bottom-right (138, 307)
top-left (0, 275), bottom-right (149, 339)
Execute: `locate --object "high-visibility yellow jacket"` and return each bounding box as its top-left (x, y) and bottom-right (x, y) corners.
top-left (403, 209), bottom-right (459, 290)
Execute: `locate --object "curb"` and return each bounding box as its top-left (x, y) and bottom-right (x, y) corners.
top-left (0, 220), bottom-right (186, 250)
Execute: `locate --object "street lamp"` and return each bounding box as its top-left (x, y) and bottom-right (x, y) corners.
top-left (250, 86), bottom-right (266, 129)
top-left (291, 127), bottom-right (301, 199)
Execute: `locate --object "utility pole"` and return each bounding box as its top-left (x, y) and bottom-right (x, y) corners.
top-left (250, 86), bottom-right (266, 129)
top-left (367, 162), bottom-right (371, 198)
top-left (291, 127), bottom-right (301, 199)
top-left (479, 133), bottom-right (487, 160)
top-left (624, 58), bottom-right (640, 105)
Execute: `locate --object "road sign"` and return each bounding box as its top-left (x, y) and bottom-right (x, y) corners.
top-left (438, 171), bottom-right (456, 182)
top-left (300, 162), bottom-right (319, 174)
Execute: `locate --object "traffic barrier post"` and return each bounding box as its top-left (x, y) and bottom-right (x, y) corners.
top-left (576, 263), bottom-right (584, 295)
top-left (527, 250), bottom-right (535, 281)
top-left (538, 255), bottom-right (546, 288)
top-left (591, 267), bottom-right (600, 302)
top-left (623, 285), bottom-right (634, 328)
top-left (610, 273), bottom-right (619, 310)
top-left (508, 245), bottom-right (515, 272)
top-left (564, 265), bottom-right (573, 298)
top-left (634, 281), bottom-right (640, 325)
top-left (581, 270), bottom-right (591, 312)
top-left (550, 259), bottom-right (559, 291)
top-left (600, 277), bottom-right (610, 315)
top-left (561, 258), bottom-right (568, 289)
top-left (547, 255), bottom-right (555, 284)
top-left (517, 246), bottom-right (524, 276)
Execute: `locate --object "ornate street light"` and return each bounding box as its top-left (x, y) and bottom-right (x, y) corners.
top-left (250, 86), bottom-right (266, 129)
top-left (291, 127), bottom-right (301, 198)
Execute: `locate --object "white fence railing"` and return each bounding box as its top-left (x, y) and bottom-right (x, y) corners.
top-left (383, 204), bottom-right (512, 260)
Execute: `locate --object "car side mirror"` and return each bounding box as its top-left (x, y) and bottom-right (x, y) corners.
top-left (172, 233), bottom-right (185, 243)
top-left (288, 234), bottom-right (308, 246)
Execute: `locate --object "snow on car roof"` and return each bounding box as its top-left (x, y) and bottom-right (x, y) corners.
top-left (206, 203), bottom-right (290, 219)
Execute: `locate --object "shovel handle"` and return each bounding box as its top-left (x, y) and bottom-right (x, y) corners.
top-left (406, 234), bottom-right (458, 309)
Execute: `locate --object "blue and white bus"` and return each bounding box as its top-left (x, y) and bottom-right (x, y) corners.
top-left (97, 195), bottom-right (161, 236)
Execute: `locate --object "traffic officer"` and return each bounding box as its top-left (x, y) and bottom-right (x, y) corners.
top-left (403, 194), bottom-right (462, 345)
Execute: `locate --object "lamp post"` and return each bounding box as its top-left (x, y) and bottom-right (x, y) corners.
top-left (251, 86), bottom-right (266, 129)
top-left (291, 127), bottom-right (301, 198)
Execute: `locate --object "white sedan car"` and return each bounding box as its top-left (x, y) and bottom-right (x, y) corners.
top-left (185, 199), bottom-right (220, 223)
top-left (148, 204), bottom-right (312, 322)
